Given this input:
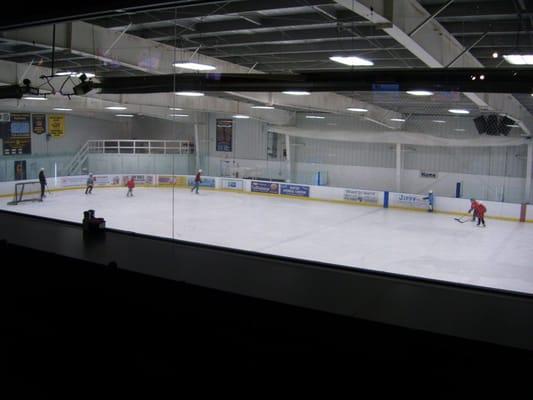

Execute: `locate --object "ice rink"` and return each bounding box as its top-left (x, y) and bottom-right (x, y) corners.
top-left (2, 186), bottom-right (533, 294)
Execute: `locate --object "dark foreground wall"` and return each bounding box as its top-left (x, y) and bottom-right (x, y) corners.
top-left (1, 210), bottom-right (533, 394)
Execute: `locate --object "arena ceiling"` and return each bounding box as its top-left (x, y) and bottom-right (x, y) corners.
top-left (0, 0), bottom-right (532, 131)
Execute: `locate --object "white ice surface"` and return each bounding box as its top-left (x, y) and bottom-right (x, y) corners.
top-left (2, 186), bottom-right (533, 294)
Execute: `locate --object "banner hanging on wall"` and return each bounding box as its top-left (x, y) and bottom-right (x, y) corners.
top-left (32, 113), bottom-right (46, 134)
top-left (14, 160), bottom-right (27, 180)
top-left (48, 115), bottom-right (65, 137)
top-left (3, 113), bottom-right (31, 155)
top-left (216, 119), bottom-right (233, 152)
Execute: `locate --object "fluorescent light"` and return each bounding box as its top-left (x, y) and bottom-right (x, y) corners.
top-left (449, 109), bottom-right (470, 114)
top-left (454, 129), bottom-right (465, 132)
top-left (175, 91), bottom-right (204, 97)
top-left (282, 91), bottom-right (310, 96)
top-left (306, 115), bottom-right (325, 119)
top-left (105, 106), bottom-right (127, 110)
top-left (390, 118), bottom-right (406, 122)
top-left (252, 105), bottom-right (275, 109)
top-left (169, 114), bottom-right (189, 117)
top-left (347, 107), bottom-right (368, 112)
top-left (23, 96), bottom-right (47, 101)
top-left (173, 62), bottom-right (216, 71)
top-left (406, 90), bottom-right (433, 96)
top-left (53, 108), bottom-right (72, 111)
top-left (503, 55), bottom-right (533, 65)
top-left (233, 115), bottom-right (250, 119)
top-left (56, 71), bottom-right (96, 78)
top-left (329, 56), bottom-right (374, 66)
top-left (115, 114), bottom-right (134, 117)
top-left (432, 120), bottom-right (446, 123)
top-left (506, 124), bottom-right (520, 128)
top-left (169, 107), bottom-right (183, 111)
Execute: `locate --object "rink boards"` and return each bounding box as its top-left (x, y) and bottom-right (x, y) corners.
top-left (0, 173), bottom-right (531, 222)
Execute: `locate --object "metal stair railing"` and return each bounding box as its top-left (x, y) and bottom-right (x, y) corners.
top-left (64, 141), bottom-right (90, 176)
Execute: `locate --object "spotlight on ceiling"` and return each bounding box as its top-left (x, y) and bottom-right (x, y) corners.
top-left (73, 74), bottom-right (94, 95)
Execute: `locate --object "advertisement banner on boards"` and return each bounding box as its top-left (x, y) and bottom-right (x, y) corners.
top-left (343, 189), bottom-right (379, 204)
top-left (280, 183), bottom-right (310, 197)
top-left (251, 181), bottom-right (279, 194)
top-left (158, 175), bottom-right (187, 186)
top-left (389, 192), bottom-right (428, 209)
top-left (222, 179), bottom-right (244, 190)
top-left (60, 176), bottom-right (87, 187)
top-left (187, 177), bottom-right (216, 188)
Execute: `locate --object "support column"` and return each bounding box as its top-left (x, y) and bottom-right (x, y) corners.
top-left (396, 143), bottom-right (402, 192)
top-left (194, 123), bottom-right (200, 172)
top-left (525, 143), bottom-right (533, 203)
top-left (285, 134), bottom-right (292, 182)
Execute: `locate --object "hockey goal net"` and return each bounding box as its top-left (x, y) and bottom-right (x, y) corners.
top-left (7, 181), bottom-right (42, 205)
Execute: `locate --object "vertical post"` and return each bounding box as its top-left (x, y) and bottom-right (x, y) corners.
top-left (194, 123), bottom-right (200, 172)
top-left (396, 143), bottom-right (401, 192)
top-left (525, 143), bottom-right (533, 203)
top-left (285, 134), bottom-right (292, 182)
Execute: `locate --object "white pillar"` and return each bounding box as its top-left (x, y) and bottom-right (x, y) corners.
top-left (285, 134), bottom-right (292, 182)
top-left (525, 143), bottom-right (533, 203)
top-left (396, 143), bottom-right (401, 192)
top-left (194, 123), bottom-right (200, 172)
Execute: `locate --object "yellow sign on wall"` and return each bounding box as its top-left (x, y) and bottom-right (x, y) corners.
top-left (48, 115), bottom-right (65, 137)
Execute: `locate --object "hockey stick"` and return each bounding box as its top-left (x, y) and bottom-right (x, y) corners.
top-left (454, 214), bottom-right (471, 223)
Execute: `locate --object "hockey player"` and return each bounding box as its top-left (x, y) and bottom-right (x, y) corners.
top-left (474, 200), bottom-right (487, 227)
top-left (468, 198), bottom-right (479, 221)
top-left (191, 169), bottom-right (202, 194)
top-left (126, 176), bottom-right (135, 197)
top-left (85, 173), bottom-right (94, 195)
top-left (423, 190), bottom-right (434, 212)
top-left (38, 168), bottom-right (47, 201)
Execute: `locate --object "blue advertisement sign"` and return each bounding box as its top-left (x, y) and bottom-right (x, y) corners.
top-left (280, 184), bottom-right (310, 197)
top-left (251, 181), bottom-right (279, 194)
top-left (187, 177), bottom-right (216, 188)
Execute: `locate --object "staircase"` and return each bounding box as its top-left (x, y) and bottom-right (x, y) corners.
top-left (64, 141), bottom-right (90, 176)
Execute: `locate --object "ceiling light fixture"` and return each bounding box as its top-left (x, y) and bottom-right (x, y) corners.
top-left (169, 114), bottom-right (189, 117)
top-left (252, 105), bottom-right (275, 109)
top-left (173, 62), bottom-right (216, 71)
top-left (390, 118), bottom-right (406, 122)
top-left (306, 115), bottom-right (325, 119)
top-left (329, 56), bottom-right (374, 66)
top-left (105, 106), bottom-right (127, 110)
top-left (432, 120), bottom-right (446, 123)
top-left (176, 91), bottom-right (204, 97)
top-left (406, 90), bottom-right (433, 96)
top-left (282, 91), bottom-right (310, 96)
top-left (347, 107), bottom-right (368, 112)
top-left (115, 114), bottom-right (134, 117)
top-left (233, 114), bottom-right (250, 119)
top-left (449, 109), bottom-right (470, 114)
top-left (503, 54), bottom-right (533, 65)
top-left (53, 108), bottom-right (72, 111)
top-left (23, 96), bottom-right (47, 101)
top-left (169, 107), bottom-right (183, 111)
